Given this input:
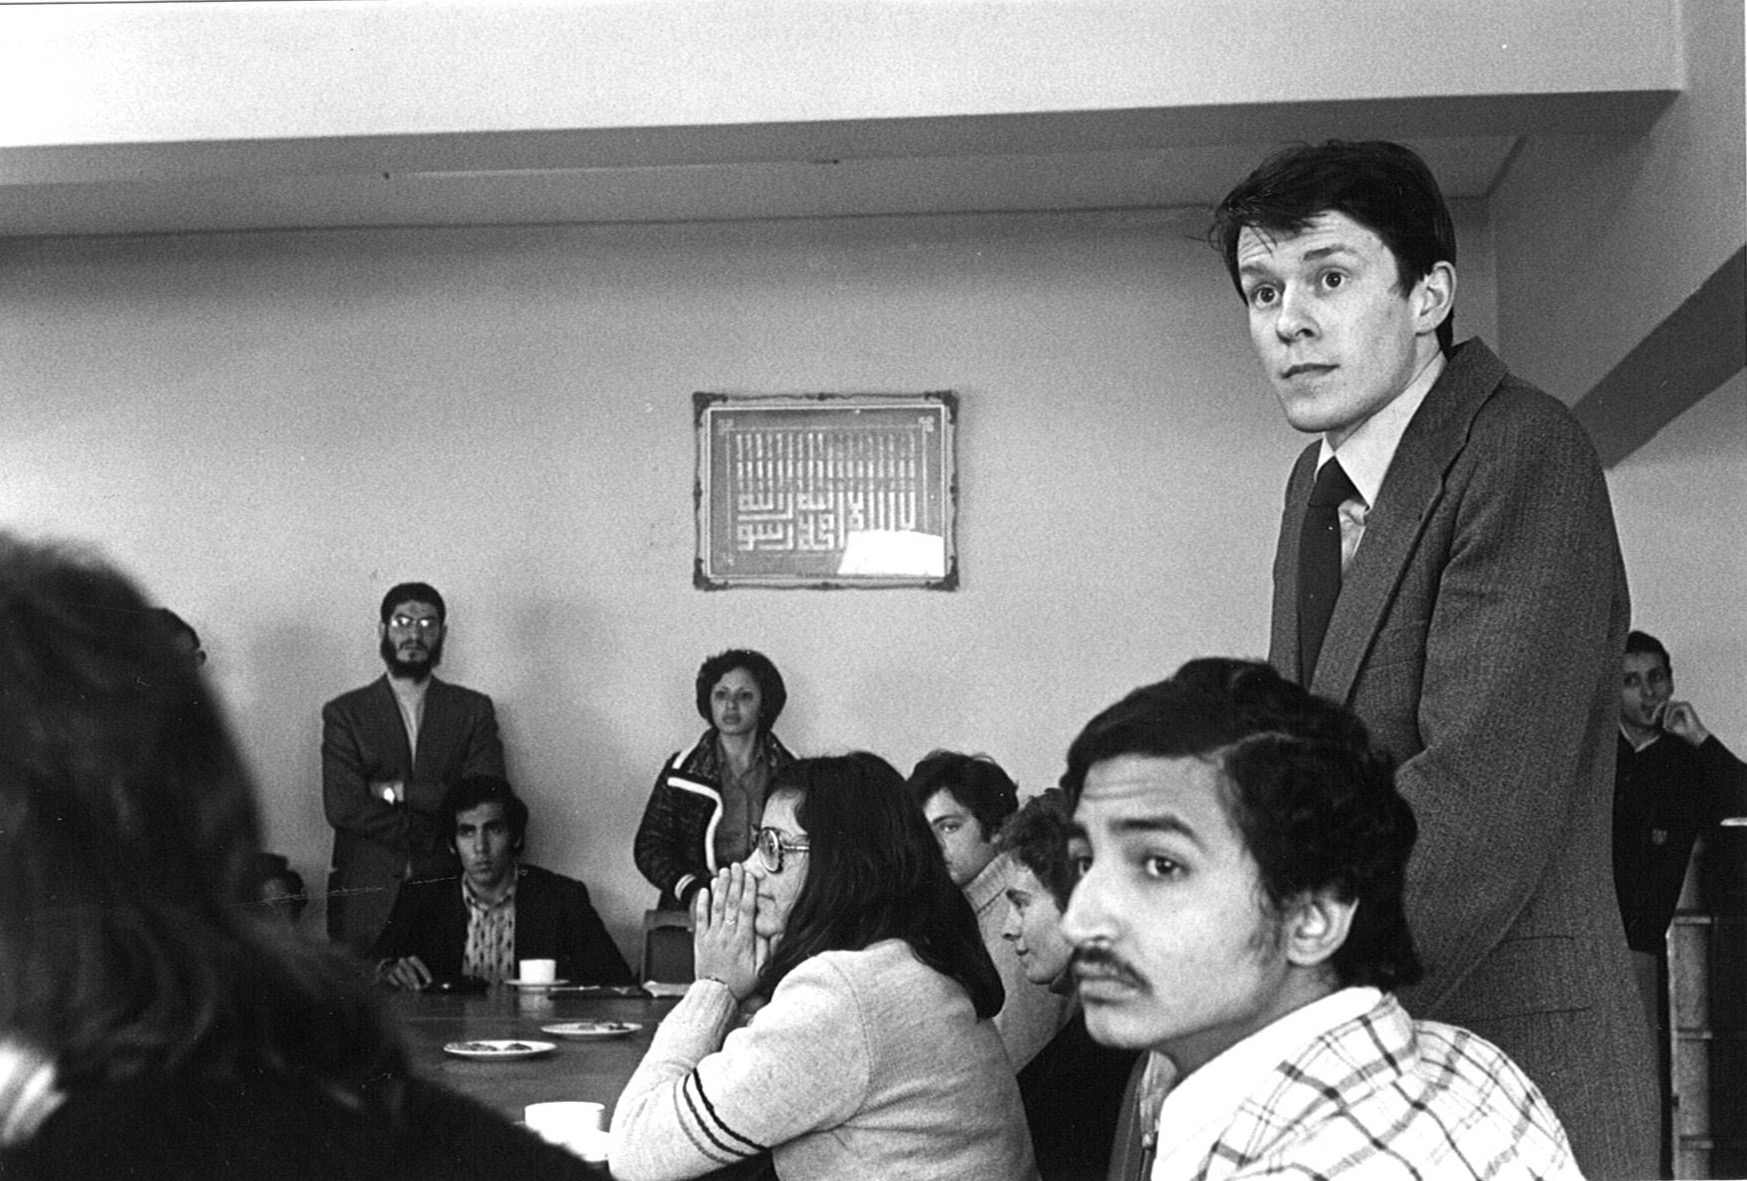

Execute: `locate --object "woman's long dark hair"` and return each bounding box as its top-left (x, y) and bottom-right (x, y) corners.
top-left (753, 753), bottom-right (1004, 1018)
top-left (0, 536), bottom-right (407, 1109)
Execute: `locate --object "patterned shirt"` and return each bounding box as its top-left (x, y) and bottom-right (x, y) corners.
top-left (1153, 989), bottom-right (1579, 1180)
top-left (688, 730), bottom-right (783, 871)
top-left (460, 877), bottom-right (518, 983)
top-left (714, 748), bottom-right (774, 870)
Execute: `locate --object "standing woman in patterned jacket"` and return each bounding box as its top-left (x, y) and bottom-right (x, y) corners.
top-left (635, 650), bottom-right (796, 910)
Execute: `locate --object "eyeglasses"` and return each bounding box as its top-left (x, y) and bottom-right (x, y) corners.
top-left (755, 827), bottom-right (810, 874)
top-left (389, 614), bottom-right (442, 633)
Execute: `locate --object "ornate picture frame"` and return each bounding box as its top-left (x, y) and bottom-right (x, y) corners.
top-left (694, 391), bottom-right (959, 590)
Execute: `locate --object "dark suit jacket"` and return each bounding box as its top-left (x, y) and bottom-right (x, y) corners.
top-left (371, 863), bottom-right (634, 985)
top-left (322, 674), bottom-right (504, 953)
top-left (1268, 340), bottom-right (1656, 1179)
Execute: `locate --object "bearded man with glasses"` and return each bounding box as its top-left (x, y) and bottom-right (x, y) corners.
top-left (322, 581), bottom-right (505, 955)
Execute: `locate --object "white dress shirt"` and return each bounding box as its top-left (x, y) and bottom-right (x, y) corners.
top-left (1315, 353), bottom-right (1446, 569)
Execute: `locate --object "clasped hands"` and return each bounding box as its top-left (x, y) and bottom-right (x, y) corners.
top-left (692, 863), bottom-right (767, 1003)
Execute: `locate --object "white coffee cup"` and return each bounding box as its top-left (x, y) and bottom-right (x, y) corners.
top-left (525, 1101), bottom-right (606, 1156)
top-left (519, 958), bottom-right (557, 985)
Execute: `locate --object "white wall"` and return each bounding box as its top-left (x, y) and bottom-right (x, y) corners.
top-left (1491, 0), bottom-right (1743, 404)
top-left (1489, 0), bottom-right (1746, 745)
top-left (0, 199), bottom-right (1502, 957)
top-left (0, 202), bottom-right (1500, 956)
top-left (1609, 369), bottom-right (1747, 746)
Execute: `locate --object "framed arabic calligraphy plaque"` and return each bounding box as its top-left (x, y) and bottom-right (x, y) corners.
top-left (694, 391), bottom-right (959, 590)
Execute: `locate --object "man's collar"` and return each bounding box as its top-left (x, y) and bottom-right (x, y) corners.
top-left (963, 850), bottom-right (1010, 912)
top-left (1318, 350), bottom-right (1446, 508)
top-left (462, 863), bottom-right (520, 909)
top-left (386, 672), bottom-right (433, 698)
top-left (1621, 724), bottom-right (1664, 754)
top-left (1152, 987), bottom-right (1381, 1174)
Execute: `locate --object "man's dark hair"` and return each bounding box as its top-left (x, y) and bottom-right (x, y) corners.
top-left (379, 582), bottom-right (445, 624)
top-left (907, 750), bottom-right (1020, 841)
top-left (1061, 657), bottom-right (1422, 992)
top-left (1210, 139), bottom-right (1458, 354)
top-left (0, 534), bottom-right (407, 1105)
top-left (694, 648), bottom-right (787, 733)
top-left (755, 754), bottom-right (1004, 1019)
top-left (995, 790), bottom-right (1077, 911)
top-left (442, 774), bottom-right (528, 855)
top-left (255, 852), bottom-right (308, 923)
top-left (1625, 630), bottom-right (1672, 674)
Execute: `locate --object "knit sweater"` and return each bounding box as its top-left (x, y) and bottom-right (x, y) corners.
top-left (609, 938), bottom-right (1037, 1181)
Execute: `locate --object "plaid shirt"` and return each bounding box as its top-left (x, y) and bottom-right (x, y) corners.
top-left (1155, 991), bottom-right (1581, 1180)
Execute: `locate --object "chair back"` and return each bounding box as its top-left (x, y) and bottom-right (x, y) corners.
top-left (642, 908), bottom-right (696, 983)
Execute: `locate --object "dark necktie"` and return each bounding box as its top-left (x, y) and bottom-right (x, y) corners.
top-left (1297, 458), bottom-right (1358, 682)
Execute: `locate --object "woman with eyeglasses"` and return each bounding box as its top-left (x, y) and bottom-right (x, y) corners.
top-left (610, 754), bottom-right (1037, 1181)
top-left (634, 650), bottom-right (797, 912)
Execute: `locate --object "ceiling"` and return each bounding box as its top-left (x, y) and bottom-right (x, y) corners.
top-left (0, 1), bottom-right (1680, 239)
top-left (2, 133), bottom-right (1526, 239)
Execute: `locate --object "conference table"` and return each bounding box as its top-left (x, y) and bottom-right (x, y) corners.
top-left (389, 984), bottom-right (680, 1123)
top-left (390, 983), bottom-right (774, 1180)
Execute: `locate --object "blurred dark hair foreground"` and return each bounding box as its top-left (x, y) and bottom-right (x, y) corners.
top-left (0, 536), bottom-right (596, 1176)
top-left (0, 535), bottom-right (404, 1101)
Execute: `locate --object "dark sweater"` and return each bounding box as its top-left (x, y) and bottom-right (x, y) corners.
top-left (7, 1071), bottom-right (600, 1180)
top-left (1017, 1007), bottom-right (1139, 1181)
top-left (1613, 732), bottom-right (1747, 951)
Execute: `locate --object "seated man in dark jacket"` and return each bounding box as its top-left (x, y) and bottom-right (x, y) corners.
top-left (373, 775), bottom-right (634, 988)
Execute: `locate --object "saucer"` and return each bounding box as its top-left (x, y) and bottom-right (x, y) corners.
top-left (541, 1021), bottom-right (642, 1040)
top-left (443, 1039), bottom-right (556, 1061)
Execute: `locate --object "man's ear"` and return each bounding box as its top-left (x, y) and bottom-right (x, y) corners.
top-left (1412, 261), bottom-right (1456, 337)
top-left (1283, 889), bottom-right (1356, 969)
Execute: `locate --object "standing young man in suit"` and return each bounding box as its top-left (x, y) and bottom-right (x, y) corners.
top-left (323, 581), bottom-right (505, 955)
top-left (1210, 141), bottom-right (1654, 1178)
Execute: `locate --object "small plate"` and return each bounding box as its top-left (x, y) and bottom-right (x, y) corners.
top-left (443, 1039), bottom-right (556, 1060)
top-left (541, 1021), bottom-right (642, 1040)
top-left (502, 978), bottom-right (571, 989)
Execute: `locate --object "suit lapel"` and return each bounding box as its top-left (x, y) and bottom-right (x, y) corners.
top-left (1270, 444), bottom-right (1320, 684)
top-left (368, 675), bottom-right (415, 773)
top-left (1310, 341), bottom-right (1509, 702)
